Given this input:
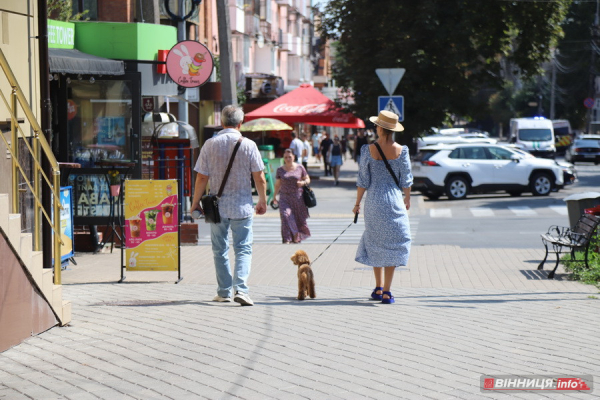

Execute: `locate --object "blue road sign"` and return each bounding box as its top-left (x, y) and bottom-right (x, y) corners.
top-left (378, 96), bottom-right (404, 121)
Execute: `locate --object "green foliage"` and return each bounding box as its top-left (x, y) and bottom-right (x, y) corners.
top-left (561, 236), bottom-right (600, 287)
top-left (47, 0), bottom-right (89, 22)
top-left (319, 0), bottom-right (571, 135)
top-left (553, 1), bottom-right (596, 130)
top-left (213, 55), bottom-right (221, 82)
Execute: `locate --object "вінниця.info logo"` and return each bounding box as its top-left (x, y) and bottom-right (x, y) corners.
top-left (481, 375), bottom-right (593, 392)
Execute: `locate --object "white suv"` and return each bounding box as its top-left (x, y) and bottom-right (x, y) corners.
top-left (412, 143), bottom-right (564, 200)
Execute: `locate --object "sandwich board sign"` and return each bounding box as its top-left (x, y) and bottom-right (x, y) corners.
top-left (375, 68), bottom-right (405, 95)
top-left (378, 96), bottom-right (404, 121)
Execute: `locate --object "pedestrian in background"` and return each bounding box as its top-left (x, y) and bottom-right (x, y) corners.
top-left (301, 133), bottom-right (311, 170)
top-left (191, 105), bottom-right (268, 306)
top-left (353, 110), bottom-right (412, 304)
top-left (319, 132), bottom-right (333, 176)
top-left (272, 149), bottom-right (311, 244)
top-left (327, 135), bottom-right (344, 186)
top-left (289, 131), bottom-right (303, 162)
top-left (354, 129), bottom-right (369, 164)
top-left (311, 131), bottom-right (322, 162)
top-left (340, 135), bottom-right (348, 160)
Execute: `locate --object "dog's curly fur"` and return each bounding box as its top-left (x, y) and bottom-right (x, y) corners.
top-left (290, 250), bottom-right (316, 300)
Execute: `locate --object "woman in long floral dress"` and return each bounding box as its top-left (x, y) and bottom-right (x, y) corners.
top-left (273, 149), bottom-right (311, 243)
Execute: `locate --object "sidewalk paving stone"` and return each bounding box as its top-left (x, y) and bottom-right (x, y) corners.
top-left (4, 162), bottom-right (600, 399)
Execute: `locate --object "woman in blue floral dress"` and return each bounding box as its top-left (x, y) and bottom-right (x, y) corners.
top-left (273, 149), bottom-right (311, 243)
top-left (353, 111), bottom-right (413, 304)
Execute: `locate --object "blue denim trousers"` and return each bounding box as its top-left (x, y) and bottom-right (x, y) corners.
top-left (210, 216), bottom-right (253, 298)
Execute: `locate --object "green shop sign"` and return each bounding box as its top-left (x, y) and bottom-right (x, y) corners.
top-left (48, 19), bottom-right (75, 49)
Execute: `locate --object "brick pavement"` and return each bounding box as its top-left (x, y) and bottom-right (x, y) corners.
top-left (1, 158), bottom-right (599, 399)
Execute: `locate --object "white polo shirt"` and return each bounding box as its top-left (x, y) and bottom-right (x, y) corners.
top-left (194, 128), bottom-right (264, 219)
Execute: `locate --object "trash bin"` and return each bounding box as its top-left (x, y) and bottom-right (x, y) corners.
top-left (258, 145), bottom-right (275, 160)
top-left (563, 192), bottom-right (600, 228)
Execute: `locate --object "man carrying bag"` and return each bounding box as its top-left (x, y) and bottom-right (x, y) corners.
top-left (191, 105), bottom-right (267, 306)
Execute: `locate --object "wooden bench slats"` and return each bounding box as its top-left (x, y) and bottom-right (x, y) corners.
top-left (538, 213), bottom-right (600, 279)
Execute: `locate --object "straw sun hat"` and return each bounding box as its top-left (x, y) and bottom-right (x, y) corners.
top-left (369, 110), bottom-right (404, 132)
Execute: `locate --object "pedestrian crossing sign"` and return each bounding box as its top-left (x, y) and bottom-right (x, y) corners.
top-left (378, 96), bottom-right (404, 121)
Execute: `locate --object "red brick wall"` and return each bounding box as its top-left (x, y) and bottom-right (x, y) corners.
top-left (98, 0), bottom-right (134, 22)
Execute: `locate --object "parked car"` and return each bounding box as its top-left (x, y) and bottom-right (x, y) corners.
top-left (417, 133), bottom-right (497, 150)
top-left (412, 143), bottom-right (565, 200)
top-left (564, 135), bottom-right (600, 164)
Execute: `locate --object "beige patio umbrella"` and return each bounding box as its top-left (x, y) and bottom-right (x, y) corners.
top-left (239, 118), bottom-right (293, 144)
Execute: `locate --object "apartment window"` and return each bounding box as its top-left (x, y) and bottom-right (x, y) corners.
top-left (265, 0), bottom-right (271, 23)
top-left (243, 36), bottom-right (251, 70)
top-left (244, 0), bottom-right (259, 15)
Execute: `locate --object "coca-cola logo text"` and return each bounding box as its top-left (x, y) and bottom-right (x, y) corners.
top-left (273, 103), bottom-right (329, 114)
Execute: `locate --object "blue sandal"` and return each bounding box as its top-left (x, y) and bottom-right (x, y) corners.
top-left (381, 291), bottom-right (395, 304)
top-left (371, 287), bottom-right (383, 300)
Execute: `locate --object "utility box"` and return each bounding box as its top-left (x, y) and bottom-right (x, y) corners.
top-left (564, 192), bottom-right (600, 228)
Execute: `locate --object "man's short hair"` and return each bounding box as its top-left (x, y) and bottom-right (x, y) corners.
top-left (291, 132), bottom-right (297, 138)
top-left (221, 105), bottom-right (244, 128)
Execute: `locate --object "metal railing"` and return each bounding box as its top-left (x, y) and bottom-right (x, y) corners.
top-left (0, 49), bottom-right (63, 285)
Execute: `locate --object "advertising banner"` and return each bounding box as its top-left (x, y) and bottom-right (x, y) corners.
top-left (124, 180), bottom-right (179, 271)
top-left (59, 186), bottom-right (75, 263)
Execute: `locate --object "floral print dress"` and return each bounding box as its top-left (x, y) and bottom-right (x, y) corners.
top-left (276, 164), bottom-right (311, 243)
top-left (355, 144), bottom-right (413, 267)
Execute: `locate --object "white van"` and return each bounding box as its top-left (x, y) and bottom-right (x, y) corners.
top-left (509, 117), bottom-right (556, 158)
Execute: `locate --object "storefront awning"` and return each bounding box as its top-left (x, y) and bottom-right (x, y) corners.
top-left (49, 48), bottom-right (125, 75)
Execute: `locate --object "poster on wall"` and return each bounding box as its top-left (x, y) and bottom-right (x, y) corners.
top-left (95, 116), bottom-right (126, 146)
top-left (123, 180), bottom-right (179, 273)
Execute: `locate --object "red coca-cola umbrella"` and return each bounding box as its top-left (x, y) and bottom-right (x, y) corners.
top-left (245, 84), bottom-right (365, 128)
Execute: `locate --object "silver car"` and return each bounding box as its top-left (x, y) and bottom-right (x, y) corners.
top-left (565, 135), bottom-right (600, 164)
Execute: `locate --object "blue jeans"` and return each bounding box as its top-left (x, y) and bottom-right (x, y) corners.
top-left (210, 216), bottom-right (253, 297)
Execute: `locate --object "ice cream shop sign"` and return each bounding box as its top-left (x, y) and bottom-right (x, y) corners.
top-left (166, 41), bottom-right (214, 88)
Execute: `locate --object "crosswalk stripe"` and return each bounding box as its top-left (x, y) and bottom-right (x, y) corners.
top-left (549, 206), bottom-right (568, 216)
top-left (509, 206), bottom-right (536, 216)
top-left (426, 206), bottom-right (569, 218)
top-left (470, 207), bottom-right (494, 217)
top-left (430, 209), bottom-right (452, 218)
top-left (199, 217), bottom-right (419, 244)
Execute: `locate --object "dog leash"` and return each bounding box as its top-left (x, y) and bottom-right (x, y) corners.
top-left (310, 220), bottom-right (355, 266)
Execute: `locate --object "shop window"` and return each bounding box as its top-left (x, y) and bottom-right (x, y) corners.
top-left (68, 80), bottom-right (133, 167)
top-left (72, 0), bottom-right (98, 20)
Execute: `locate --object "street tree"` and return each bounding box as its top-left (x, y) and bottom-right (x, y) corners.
top-left (319, 0), bottom-right (571, 136)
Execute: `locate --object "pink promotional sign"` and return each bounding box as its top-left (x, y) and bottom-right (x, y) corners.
top-left (166, 40), bottom-right (214, 88)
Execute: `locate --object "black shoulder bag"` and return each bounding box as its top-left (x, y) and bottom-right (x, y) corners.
top-left (373, 142), bottom-right (401, 188)
top-left (302, 184), bottom-right (317, 208)
top-left (201, 137), bottom-right (243, 223)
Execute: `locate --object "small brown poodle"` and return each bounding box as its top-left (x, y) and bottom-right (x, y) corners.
top-left (290, 250), bottom-right (316, 300)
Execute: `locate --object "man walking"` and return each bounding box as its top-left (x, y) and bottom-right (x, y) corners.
top-left (289, 131), bottom-right (304, 162)
top-left (319, 132), bottom-right (333, 176)
top-left (191, 105), bottom-right (267, 306)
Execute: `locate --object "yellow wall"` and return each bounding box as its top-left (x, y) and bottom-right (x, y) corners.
top-left (0, 1), bottom-right (40, 137)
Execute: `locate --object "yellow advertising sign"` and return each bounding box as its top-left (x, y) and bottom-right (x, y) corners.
top-left (124, 180), bottom-right (179, 271)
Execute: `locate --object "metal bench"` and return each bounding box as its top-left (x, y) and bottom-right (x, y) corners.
top-left (538, 213), bottom-right (600, 279)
